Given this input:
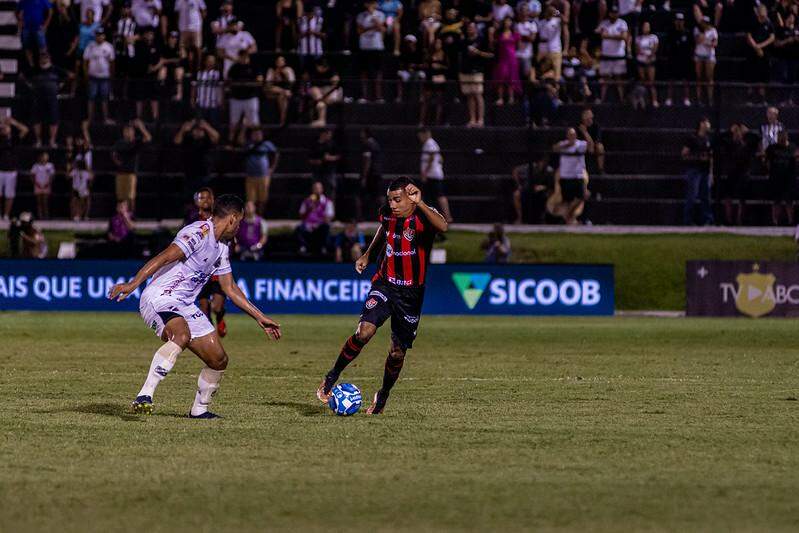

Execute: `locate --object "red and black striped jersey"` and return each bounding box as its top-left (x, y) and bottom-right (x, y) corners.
top-left (373, 206), bottom-right (439, 288)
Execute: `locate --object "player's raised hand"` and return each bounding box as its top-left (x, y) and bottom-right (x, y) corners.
top-left (355, 254), bottom-right (369, 274)
top-left (258, 316), bottom-right (282, 340)
top-left (108, 281), bottom-right (136, 302)
top-left (405, 183), bottom-right (422, 204)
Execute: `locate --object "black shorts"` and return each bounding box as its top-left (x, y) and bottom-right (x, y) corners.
top-left (425, 179), bottom-right (446, 199)
top-left (721, 173), bottom-right (749, 200)
top-left (199, 279), bottom-right (224, 300)
top-left (560, 179), bottom-right (585, 202)
top-left (359, 279), bottom-right (424, 350)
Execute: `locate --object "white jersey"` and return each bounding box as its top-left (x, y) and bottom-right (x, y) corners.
top-left (599, 18), bottom-right (628, 58)
top-left (143, 219), bottom-right (232, 306)
top-left (558, 140), bottom-right (588, 179)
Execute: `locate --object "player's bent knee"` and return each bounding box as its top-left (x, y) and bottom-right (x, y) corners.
top-left (208, 352), bottom-right (228, 371)
top-left (355, 322), bottom-right (377, 344)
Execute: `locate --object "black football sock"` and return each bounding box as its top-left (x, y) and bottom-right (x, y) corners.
top-left (325, 335), bottom-right (367, 391)
top-left (380, 352), bottom-right (406, 394)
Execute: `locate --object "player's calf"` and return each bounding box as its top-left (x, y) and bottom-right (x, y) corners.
top-left (318, 323), bottom-right (376, 403)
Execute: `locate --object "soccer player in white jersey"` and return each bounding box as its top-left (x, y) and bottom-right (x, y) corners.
top-left (108, 195), bottom-right (281, 418)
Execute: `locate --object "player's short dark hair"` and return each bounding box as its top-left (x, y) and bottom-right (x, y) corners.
top-left (388, 176), bottom-right (414, 191)
top-left (195, 186), bottom-right (214, 197)
top-left (213, 194), bottom-right (244, 217)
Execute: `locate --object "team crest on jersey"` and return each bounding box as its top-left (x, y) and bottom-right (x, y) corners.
top-left (403, 228), bottom-right (415, 241)
top-left (365, 298), bottom-right (378, 309)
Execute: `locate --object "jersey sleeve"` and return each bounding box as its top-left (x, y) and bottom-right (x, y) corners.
top-left (214, 245), bottom-right (232, 276)
top-left (173, 223), bottom-right (206, 258)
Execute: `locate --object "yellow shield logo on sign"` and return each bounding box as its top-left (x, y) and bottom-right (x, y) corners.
top-left (734, 265), bottom-right (776, 318)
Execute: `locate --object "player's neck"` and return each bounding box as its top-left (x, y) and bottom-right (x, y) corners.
top-left (210, 217), bottom-right (226, 241)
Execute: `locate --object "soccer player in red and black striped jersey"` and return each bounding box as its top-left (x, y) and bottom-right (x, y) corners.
top-left (316, 176), bottom-right (448, 414)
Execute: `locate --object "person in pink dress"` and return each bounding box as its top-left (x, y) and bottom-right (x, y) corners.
top-left (492, 16), bottom-right (521, 105)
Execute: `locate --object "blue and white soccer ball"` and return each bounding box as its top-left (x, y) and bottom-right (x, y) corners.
top-left (328, 383), bottom-right (362, 416)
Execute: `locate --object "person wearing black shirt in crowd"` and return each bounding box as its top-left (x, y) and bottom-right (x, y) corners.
top-left (746, 5), bottom-right (775, 103)
top-left (511, 156), bottom-right (554, 225)
top-left (663, 13), bottom-right (693, 107)
top-left (227, 50), bottom-right (263, 142)
top-left (681, 117), bottom-right (714, 225)
top-left (308, 128), bottom-right (341, 199)
top-left (131, 28), bottom-right (163, 121)
top-left (31, 53), bottom-right (69, 148)
top-left (718, 122), bottom-right (760, 226)
top-left (359, 127), bottom-right (382, 221)
top-left (47, 0), bottom-right (78, 87)
top-left (0, 118), bottom-right (29, 221)
top-left (773, 13), bottom-right (799, 104)
top-left (459, 22), bottom-right (493, 128)
top-left (396, 34), bottom-right (424, 102)
top-left (174, 118), bottom-right (220, 203)
top-left (765, 131), bottom-right (798, 226)
top-left (308, 58), bottom-right (342, 127)
top-left (576, 107), bottom-right (604, 174)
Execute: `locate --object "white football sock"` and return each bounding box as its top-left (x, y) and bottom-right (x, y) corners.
top-left (137, 341), bottom-right (182, 398)
top-left (190, 367), bottom-right (224, 416)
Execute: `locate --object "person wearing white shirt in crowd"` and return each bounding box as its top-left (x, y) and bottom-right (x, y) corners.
top-left (221, 20), bottom-right (256, 78)
top-left (492, 0), bottom-right (514, 26)
top-left (597, 6), bottom-right (628, 102)
top-left (515, 4), bottom-right (537, 79)
top-left (75, 0), bottom-right (110, 25)
top-left (553, 127), bottom-right (594, 225)
top-left (175, 0), bottom-right (206, 52)
top-left (211, 0), bottom-right (240, 52)
top-left (517, 0), bottom-right (542, 18)
top-left (693, 16), bottom-right (718, 106)
top-left (537, 7), bottom-right (563, 81)
top-left (83, 28), bottom-right (115, 125)
top-left (298, 6), bottom-right (325, 72)
top-left (132, 0), bottom-right (162, 31)
top-left (69, 158), bottom-right (93, 221)
top-left (31, 151), bottom-right (55, 220)
top-left (418, 127), bottom-right (453, 223)
top-left (357, 0), bottom-right (387, 102)
top-left (636, 21), bottom-right (659, 107)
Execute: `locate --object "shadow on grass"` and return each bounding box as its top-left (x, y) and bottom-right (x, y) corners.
top-left (263, 400), bottom-right (326, 417)
top-left (62, 403), bottom-right (186, 421)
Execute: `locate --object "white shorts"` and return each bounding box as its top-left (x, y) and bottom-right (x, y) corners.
top-left (0, 170), bottom-right (17, 198)
top-left (139, 290), bottom-right (215, 340)
top-left (229, 97), bottom-right (260, 127)
top-left (599, 59), bottom-right (627, 77)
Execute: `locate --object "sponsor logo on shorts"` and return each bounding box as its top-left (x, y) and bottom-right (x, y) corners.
top-left (403, 228), bottom-right (415, 241)
top-left (365, 298), bottom-right (378, 309)
top-left (404, 315), bottom-right (419, 324)
top-left (150, 320), bottom-right (158, 330)
top-left (369, 290), bottom-right (388, 302)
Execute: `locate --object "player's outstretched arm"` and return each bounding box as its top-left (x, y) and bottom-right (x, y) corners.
top-left (108, 244), bottom-right (186, 301)
top-left (217, 273), bottom-right (282, 340)
top-left (355, 229), bottom-right (385, 274)
top-left (406, 183), bottom-right (448, 233)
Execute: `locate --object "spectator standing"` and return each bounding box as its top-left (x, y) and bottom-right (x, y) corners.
top-left (211, 0), bottom-right (239, 54)
top-left (296, 181), bottom-right (334, 255)
top-left (492, 17), bottom-right (521, 106)
top-left (174, 118), bottom-right (219, 201)
top-left (334, 221), bottom-right (366, 263)
top-left (221, 20), bottom-right (256, 78)
top-left (30, 151), bottom-right (55, 219)
top-left (418, 0), bottom-right (442, 49)
top-left (114, 1), bottom-right (137, 99)
top-left (718, 122), bottom-right (760, 226)
top-left (107, 200), bottom-right (135, 257)
top-left (238, 127), bottom-right (279, 216)
top-left (17, 0), bottom-right (53, 67)
top-left (275, 0), bottom-right (302, 52)
top-left (359, 127), bottom-right (382, 220)
top-left (161, 31), bottom-right (186, 102)
top-left (298, 5), bottom-right (325, 72)
top-left (31, 53), bottom-right (67, 147)
top-left (74, 0), bottom-right (109, 26)
top-left (636, 21), bottom-right (659, 107)
top-left (396, 34), bottom-right (424, 102)
top-left (130, 28), bottom-right (162, 121)
top-left (745, 5), bottom-right (775, 103)
top-left (67, 134), bottom-right (93, 172)
top-left (482, 223), bottom-right (511, 263)
top-left (111, 119), bottom-right (151, 215)
top-left (19, 212), bottom-right (47, 258)
top-left (69, 158), bottom-right (92, 220)
top-left (418, 127), bottom-right (453, 222)
top-left (681, 117), bottom-right (713, 225)
top-left (773, 13), bottom-right (799, 104)
top-left (576, 107), bottom-right (604, 174)
top-left (76, 8), bottom-right (100, 61)
top-left (174, 0), bottom-right (205, 66)
top-left (131, 0), bottom-right (162, 32)
top-left (83, 28), bottom-right (115, 125)
top-left (663, 13), bottom-right (693, 107)
top-left (515, 4), bottom-right (537, 80)
top-left (693, 0), bottom-right (722, 28)
top-left (265, 55), bottom-right (296, 126)
top-left (308, 128), bottom-right (341, 198)
top-left (418, 37), bottom-right (448, 125)
top-left (235, 201), bottom-right (268, 261)
top-left (227, 50), bottom-right (262, 137)
top-left (357, 0), bottom-right (387, 102)
top-left (460, 22), bottom-right (493, 128)
top-left (553, 127), bottom-right (593, 225)
top-left (760, 106), bottom-right (785, 153)
top-left (511, 156), bottom-right (554, 224)
top-left (765, 131), bottom-right (798, 226)
top-left (193, 53), bottom-right (223, 125)
top-left (597, 6), bottom-right (628, 103)
top-left (693, 16), bottom-right (717, 106)
top-left (379, 0), bottom-right (403, 56)
top-left (308, 58), bottom-right (342, 127)
top-left (46, 0), bottom-right (78, 79)
top-left (537, 7), bottom-right (563, 82)
top-left (0, 118), bottom-right (30, 221)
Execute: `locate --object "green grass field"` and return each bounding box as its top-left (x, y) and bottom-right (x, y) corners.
top-left (3, 312), bottom-right (799, 532)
